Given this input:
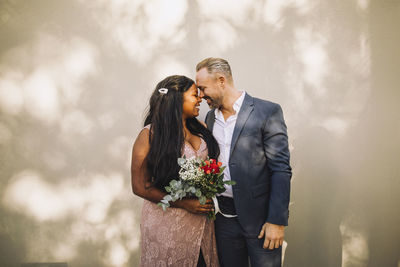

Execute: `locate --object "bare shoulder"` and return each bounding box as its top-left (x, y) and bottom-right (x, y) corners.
top-left (136, 127), bottom-right (150, 142)
top-left (199, 120), bottom-right (207, 128)
top-left (132, 127), bottom-right (150, 158)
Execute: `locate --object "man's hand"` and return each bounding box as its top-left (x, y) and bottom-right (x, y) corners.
top-left (258, 222), bottom-right (285, 249)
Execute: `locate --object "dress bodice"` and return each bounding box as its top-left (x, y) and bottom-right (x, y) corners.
top-left (183, 138), bottom-right (208, 159)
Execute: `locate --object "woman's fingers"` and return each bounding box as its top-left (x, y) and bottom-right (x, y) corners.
top-left (197, 204), bottom-right (214, 213)
top-left (183, 198), bottom-right (215, 214)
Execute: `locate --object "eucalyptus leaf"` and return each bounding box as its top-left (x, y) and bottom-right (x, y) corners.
top-left (189, 186), bottom-right (196, 193)
top-left (195, 190), bottom-right (202, 197)
top-left (177, 157), bottom-right (186, 166)
top-left (199, 196), bottom-right (206, 204)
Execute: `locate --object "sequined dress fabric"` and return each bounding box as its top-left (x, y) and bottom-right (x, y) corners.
top-left (140, 125), bottom-right (219, 267)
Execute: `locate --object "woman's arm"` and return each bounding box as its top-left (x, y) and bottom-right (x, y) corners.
top-left (131, 128), bottom-right (165, 202)
top-left (130, 128), bottom-right (214, 214)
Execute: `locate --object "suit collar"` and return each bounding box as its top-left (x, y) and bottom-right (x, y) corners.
top-left (206, 108), bottom-right (216, 133)
top-left (205, 93), bottom-right (254, 156)
top-left (229, 93), bottom-right (254, 156)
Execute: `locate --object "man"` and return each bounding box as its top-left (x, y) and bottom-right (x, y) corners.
top-left (196, 58), bottom-right (292, 267)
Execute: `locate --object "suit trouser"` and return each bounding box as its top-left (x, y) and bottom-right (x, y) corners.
top-left (215, 213), bottom-right (282, 267)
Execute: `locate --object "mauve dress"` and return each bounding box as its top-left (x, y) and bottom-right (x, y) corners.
top-left (139, 125), bottom-right (219, 267)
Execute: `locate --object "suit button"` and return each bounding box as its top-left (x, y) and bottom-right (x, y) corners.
top-left (230, 163), bottom-right (236, 166)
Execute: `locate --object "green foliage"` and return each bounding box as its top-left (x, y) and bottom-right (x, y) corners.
top-left (158, 157), bottom-right (236, 220)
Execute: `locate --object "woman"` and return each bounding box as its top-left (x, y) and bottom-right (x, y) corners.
top-left (131, 75), bottom-right (220, 266)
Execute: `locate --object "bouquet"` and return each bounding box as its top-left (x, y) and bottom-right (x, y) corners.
top-left (158, 156), bottom-right (236, 220)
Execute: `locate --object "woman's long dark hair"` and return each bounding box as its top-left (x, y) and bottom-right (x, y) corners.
top-left (144, 75), bottom-right (220, 190)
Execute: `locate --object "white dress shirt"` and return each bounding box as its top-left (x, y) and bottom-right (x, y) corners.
top-left (213, 91), bottom-right (246, 198)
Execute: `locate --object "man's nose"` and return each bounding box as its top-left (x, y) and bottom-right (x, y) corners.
top-left (199, 90), bottom-right (204, 98)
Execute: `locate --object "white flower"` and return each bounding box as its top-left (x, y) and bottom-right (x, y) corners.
top-left (178, 157), bottom-right (204, 181)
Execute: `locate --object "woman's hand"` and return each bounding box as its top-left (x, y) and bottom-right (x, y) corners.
top-left (176, 198), bottom-right (214, 214)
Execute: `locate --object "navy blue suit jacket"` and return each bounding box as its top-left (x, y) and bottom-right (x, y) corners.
top-left (205, 93), bottom-right (292, 236)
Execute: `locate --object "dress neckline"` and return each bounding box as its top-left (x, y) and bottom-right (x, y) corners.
top-left (184, 138), bottom-right (205, 153)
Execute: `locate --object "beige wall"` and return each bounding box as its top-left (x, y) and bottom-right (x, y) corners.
top-left (0, 0), bottom-right (399, 266)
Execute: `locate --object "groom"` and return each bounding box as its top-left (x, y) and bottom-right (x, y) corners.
top-left (196, 58), bottom-right (292, 267)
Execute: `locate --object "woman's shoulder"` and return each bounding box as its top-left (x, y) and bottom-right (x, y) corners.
top-left (199, 120), bottom-right (207, 128)
top-left (191, 118), bottom-right (207, 129)
top-left (135, 124), bottom-right (150, 142)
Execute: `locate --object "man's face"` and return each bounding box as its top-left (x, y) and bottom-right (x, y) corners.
top-left (195, 68), bottom-right (223, 109)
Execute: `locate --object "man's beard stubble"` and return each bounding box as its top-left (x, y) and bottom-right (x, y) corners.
top-left (205, 96), bottom-right (223, 110)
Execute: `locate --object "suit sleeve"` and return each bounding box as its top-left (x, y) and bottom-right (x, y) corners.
top-left (263, 104), bottom-right (292, 226)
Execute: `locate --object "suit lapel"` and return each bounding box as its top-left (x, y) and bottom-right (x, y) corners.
top-left (230, 93), bottom-right (254, 156)
top-left (206, 109), bottom-right (216, 132)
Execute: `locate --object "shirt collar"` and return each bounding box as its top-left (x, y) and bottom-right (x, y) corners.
top-left (233, 91), bottom-right (246, 114)
top-left (214, 91), bottom-right (246, 120)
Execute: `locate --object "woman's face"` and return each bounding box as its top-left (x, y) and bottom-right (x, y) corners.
top-left (182, 84), bottom-right (202, 118)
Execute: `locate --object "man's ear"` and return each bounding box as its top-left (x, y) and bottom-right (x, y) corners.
top-left (218, 75), bottom-right (225, 85)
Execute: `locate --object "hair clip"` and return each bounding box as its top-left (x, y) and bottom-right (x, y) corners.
top-left (158, 88), bottom-right (168, 94)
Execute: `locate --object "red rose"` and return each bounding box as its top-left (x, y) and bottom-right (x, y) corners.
top-left (208, 161), bottom-right (219, 173)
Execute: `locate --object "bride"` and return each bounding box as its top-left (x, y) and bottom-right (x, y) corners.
top-left (131, 75), bottom-right (220, 266)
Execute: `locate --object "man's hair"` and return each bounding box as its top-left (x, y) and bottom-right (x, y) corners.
top-left (196, 57), bottom-right (233, 82)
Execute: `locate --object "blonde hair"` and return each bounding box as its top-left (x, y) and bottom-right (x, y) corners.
top-left (196, 57), bottom-right (233, 82)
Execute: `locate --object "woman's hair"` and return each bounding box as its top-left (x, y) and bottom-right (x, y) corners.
top-left (143, 75), bottom-right (220, 190)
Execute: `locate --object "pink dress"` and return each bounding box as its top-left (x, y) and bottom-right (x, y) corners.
top-left (140, 125), bottom-right (219, 267)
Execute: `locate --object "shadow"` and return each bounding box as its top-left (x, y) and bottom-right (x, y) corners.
top-left (363, 1), bottom-right (400, 266)
top-left (0, 0), bottom-right (399, 266)
top-left (0, 232), bottom-right (23, 267)
top-left (285, 127), bottom-right (344, 267)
